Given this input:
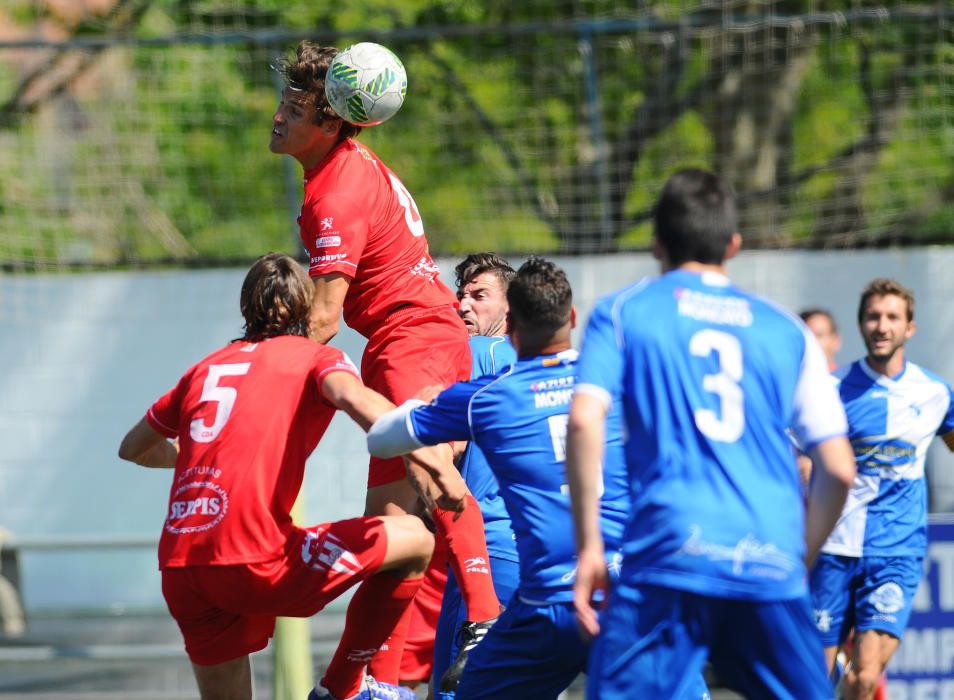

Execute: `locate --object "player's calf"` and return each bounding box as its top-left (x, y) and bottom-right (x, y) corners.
top-left (318, 516), bottom-right (433, 696)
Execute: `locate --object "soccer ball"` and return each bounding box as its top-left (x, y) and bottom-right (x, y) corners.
top-left (325, 43), bottom-right (407, 127)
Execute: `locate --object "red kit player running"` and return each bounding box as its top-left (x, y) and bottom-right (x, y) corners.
top-left (118, 253), bottom-right (462, 700)
top-left (268, 42), bottom-right (500, 684)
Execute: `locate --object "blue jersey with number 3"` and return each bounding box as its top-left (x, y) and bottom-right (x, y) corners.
top-left (575, 270), bottom-right (846, 601)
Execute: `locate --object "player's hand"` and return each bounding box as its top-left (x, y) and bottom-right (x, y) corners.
top-left (404, 446), bottom-right (468, 519)
top-left (574, 546), bottom-right (609, 640)
top-left (413, 384), bottom-right (445, 404)
top-left (434, 486), bottom-right (466, 519)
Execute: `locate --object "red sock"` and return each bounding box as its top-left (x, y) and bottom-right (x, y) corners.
top-left (321, 574), bottom-right (422, 698)
top-left (432, 495), bottom-right (500, 622)
top-left (873, 671), bottom-right (888, 700)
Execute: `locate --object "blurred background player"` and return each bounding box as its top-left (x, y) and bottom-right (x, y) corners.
top-left (268, 42), bottom-right (500, 683)
top-left (367, 258), bottom-right (683, 700)
top-left (567, 168), bottom-right (856, 700)
top-left (796, 307), bottom-right (843, 485)
top-left (430, 253), bottom-right (520, 697)
top-left (116, 253), bottom-right (458, 700)
top-left (799, 305), bottom-right (887, 698)
top-left (809, 278), bottom-right (954, 700)
top-left (801, 308), bottom-right (843, 371)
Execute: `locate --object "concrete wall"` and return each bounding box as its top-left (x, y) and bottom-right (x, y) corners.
top-left (4, 248), bottom-right (954, 611)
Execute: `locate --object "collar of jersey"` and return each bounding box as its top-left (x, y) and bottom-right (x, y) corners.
top-left (303, 139), bottom-right (351, 181)
top-left (667, 268), bottom-right (731, 287)
top-left (858, 357), bottom-right (908, 385)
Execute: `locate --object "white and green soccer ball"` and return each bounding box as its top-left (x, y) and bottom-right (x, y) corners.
top-left (325, 42), bottom-right (407, 127)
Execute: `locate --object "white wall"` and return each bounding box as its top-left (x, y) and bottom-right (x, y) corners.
top-left (3, 248), bottom-right (954, 611)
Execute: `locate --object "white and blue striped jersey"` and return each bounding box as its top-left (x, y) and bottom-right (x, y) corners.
top-left (461, 334), bottom-right (518, 563)
top-left (408, 349), bottom-right (629, 604)
top-left (821, 359), bottom-right (954, 558)
top-left (575, 269), bottom-right (847, 601)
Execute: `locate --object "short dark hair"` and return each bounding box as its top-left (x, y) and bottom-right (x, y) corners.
top-left (454, 252), bottom-right (516, 291)
top-left (858, 278), bottom-right (915, 324)
top-left (653, 168), bottom-right (737, 267)
top-left (275, 41), bottom-right (362, 141)
top-left (799, 308), bottom-right (838, 334)
top-left (239, 253), bottom-right (313, 341)
top-left (506, 256), bottom-right (572, 336)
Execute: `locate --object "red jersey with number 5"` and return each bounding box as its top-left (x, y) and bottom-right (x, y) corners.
top-left (298, 139), bottom-right (457, 338)
top-left (145, 336), bottom-right (360, 568)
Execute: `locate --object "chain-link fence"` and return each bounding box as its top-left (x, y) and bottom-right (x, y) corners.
top-left (1, 1), bottom-right (951, 270)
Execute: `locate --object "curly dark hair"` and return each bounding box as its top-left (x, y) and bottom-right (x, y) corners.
top-left (274, 41), bottom-right (362, 141)
top-left (454, 252), bottom-right (516, 292)
top-left (858, 278), bottom-right (915, 323)
top-left (506, 256), bottom-right (572, 336)
top-left (238, 253), bottom-right (313, 341)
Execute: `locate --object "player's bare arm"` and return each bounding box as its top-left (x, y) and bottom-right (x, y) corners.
top-left (324, 373), bottom-right (467, 512)
top-left (309, 272), bottom-right (351, 344)
top-left (803, 435), bottom-right (856, 566)
top-left (404, 443), bottom-right (468, 517)
top-left (321, 370), bottom-right (397, 431)
top-left (565, 391), bottom-right (610, 638)
top-left (118, 418), bottom-right (179, 468)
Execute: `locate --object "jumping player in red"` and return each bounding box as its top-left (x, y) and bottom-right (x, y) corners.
top-left (268, 42), bottom-right (500, 684)
top-left (118, 253), bottom-right (460, 700)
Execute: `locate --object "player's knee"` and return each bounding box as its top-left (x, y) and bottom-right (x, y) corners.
top-left (851, 667), bottom-right (881, 698)
top-left (386, 514), bottom-right (433, 575)
top-left (407, 516), bottom-right (434, 572)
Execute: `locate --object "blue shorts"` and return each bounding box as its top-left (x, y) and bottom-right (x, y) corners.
top-left (455, 598), bottom-right (585, 700)
top-left (587, 583), bottom-right (825, 700)
top-left (809, 553), bottom-right (923, 647)
top-left (434, 555), bottom-right (519, 700)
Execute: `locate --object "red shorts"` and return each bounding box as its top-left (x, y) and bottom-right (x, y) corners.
top-left (161, 517), bottom-right (388, 666)
top-left (362, 305), bottom-right (470, 488)
top-left (400, 534), bottom-right (448, 682)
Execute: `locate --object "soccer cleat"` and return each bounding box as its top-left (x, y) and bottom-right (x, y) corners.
top-left (438, 616), bottom-right (498, 692)
top-left (309, 675), bottom-right (416, 700)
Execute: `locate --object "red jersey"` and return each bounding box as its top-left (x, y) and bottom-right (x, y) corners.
top-left (298, 139), bottom-right (458, 338)
top-left (145, 336), bottom-right (359, 568)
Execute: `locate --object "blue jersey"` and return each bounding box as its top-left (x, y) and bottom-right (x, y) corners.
top-left (821, 359), bottom-right (954, 558)
top-left (409, 349), bottom-right (629, 603)
top-left (462, 335), bottom-right (518, 562)
top-left (575, 270), bottom-right (847, 601)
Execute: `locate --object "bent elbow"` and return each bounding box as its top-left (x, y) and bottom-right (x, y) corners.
top-left (117, 439), bottom-right (137, 463)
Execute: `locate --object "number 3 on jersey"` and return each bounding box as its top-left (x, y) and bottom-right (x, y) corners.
top-left (190, 363), bottom-right (251, 443)
top-left (388, 173), bottom-right (424, 237)
top-left (690, 329), bottom-right (744, 442)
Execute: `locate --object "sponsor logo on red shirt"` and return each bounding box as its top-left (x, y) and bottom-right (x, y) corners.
top-left (314, 235), bottom-right (341, 248)
top-left (165, 480), bottom-right (229, 535)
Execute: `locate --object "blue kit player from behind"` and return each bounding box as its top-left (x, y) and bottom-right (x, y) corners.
top-left (566, 168), bottom-right (857, 700)
top-left (810, 278), bottom-right (954, 700)
top-left (368, 258), bottom-right (706, 699)
top-left (434, 253), bottom-right (520, 697)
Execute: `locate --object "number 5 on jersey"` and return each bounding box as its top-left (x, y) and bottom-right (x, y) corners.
top-left (190, 363), bottom-right (251, 443)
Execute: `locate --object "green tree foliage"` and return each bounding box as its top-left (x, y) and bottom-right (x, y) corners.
top-left (0, 0), bottom-right (950, 267)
